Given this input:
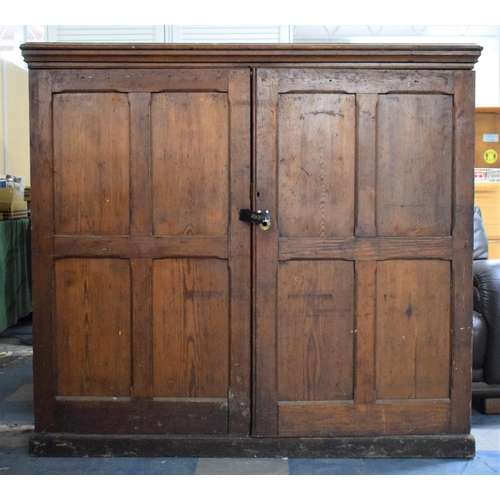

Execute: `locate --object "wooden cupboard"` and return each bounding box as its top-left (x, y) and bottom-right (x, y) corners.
top-left (474, 107), bottom-right (500, 258)
top-left (21, 43), bottom-right (481, 458)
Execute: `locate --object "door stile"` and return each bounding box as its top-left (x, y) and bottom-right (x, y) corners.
top-left (30, 69), bottom-right (57, 432)
top-left (253, 69), bottom-right (280, 437)
top-left (354, 94), bottom-right (379, 404)
top-left (228, 70), bottom-right (252, 434)
top-left (354, 261), bottom-right (377, 404)
top-left (355, 94), bottom-right (378, 239)
top-left (450, 71), bottom-right (475, 433)
top-left (129, 93), bottom-right (154, 401)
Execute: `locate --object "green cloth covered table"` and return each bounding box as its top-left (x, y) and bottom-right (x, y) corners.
top-left (0, 218), bottom-right (32, 332)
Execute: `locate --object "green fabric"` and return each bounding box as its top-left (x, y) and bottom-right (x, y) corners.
top-left (0, 219), bottom-right (32, 332)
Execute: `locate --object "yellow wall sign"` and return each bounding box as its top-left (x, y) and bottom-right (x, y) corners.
top-left (484, 149), bottom-right (499, 164)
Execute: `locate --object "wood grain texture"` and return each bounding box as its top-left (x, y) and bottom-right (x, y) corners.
top-left (253, 69), bottom-right (280, 437)
top-left (278, 401), bottom-right (451, 437)
top-left (20, 43), bottom-right (482, 70)
top-left (376, 94), bottom-right (453, 237)
top-left (277, 261), bottom-right (354, 401)
top-left (49, 68), bottom-right (228, 93)
top-left (278, 69), bottom-right (457, 94)
top-left (152, 259), bottom-right (229, 399)
top-left (53, 235), bottom-right (228, 259)
top-left (356, 94), bottom-right (378, 237)
top-left (227, 69), bottom-right (252, 434)
top-left (450, 70), bottom-right (475, 433)
top-left (279, 236), bottom-right (453, 261)
top-left (375, 260), bottom-right (451, 400)
top-left (131, 259), bottom-right (153, 400)
top-left (278, 93), bottom-right (355, 238)
top-left (55, 259), bottom-right (132, 397)
top-left (129, 93), bottom-right (152, 236)
top-left (29, 69), bottom-right (57, 432)
top-left (55, 399), bottom-right (228, 435)
top-left (354, 261), bottom-right (376, 404)
top-left (151, 92), bottom-right (228, 236)
top-left (53, 93), bottom-right (130, 235)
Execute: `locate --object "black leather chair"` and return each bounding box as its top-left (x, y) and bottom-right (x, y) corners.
top-left (472, 206), bottom-right (500, 413)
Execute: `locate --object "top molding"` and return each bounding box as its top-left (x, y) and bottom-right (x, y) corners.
top-left (20, 43), bottom-right (482, 70)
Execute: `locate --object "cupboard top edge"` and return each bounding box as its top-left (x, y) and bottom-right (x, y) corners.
top-left (20, 43), bottom-right (482, 69)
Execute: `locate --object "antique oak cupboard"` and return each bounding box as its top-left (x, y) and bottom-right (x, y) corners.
top-left (21, 43), bottom-right (481, 458)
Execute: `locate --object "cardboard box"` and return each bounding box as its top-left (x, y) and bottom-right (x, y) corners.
top-left (0, 201), bottom-right (29, 220)
top-left (0, 175), bottom-right (26, 202)
top-left (0, 188), bottom-right (25, 202)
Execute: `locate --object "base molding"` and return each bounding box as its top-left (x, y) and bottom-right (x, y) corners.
top-left (29, 433), bottom-right (476, 459)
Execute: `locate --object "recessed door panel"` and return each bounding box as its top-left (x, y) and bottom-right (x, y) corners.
top-left (278, 261), bottom-right (355, 402)
top-left (152, 258), bottom-right (229, 399)
top-left (376, 94), bottom-right (453, 237)
top-left (151, 92), bottom-right (229, 236)
top-left (55, 258), bottom-right (131, 397)
top-left (53, 93), bottom-right (130, 236)
top-left (376, 260), bottom-right (451, 400)
top-left (278, 94), bottom-right (355, 238)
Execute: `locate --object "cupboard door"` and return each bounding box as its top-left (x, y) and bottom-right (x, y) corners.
top-left (254, 69), bottom-right (473, 437)
top-left (46, 69), bottom-right (251, 435)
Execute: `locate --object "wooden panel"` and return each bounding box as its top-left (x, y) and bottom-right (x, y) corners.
top-left (377, 94), bottom-right (453, 237)
top-left (129, 93), bottom-right (152, 236)
top-left (475, 108), bottom-right (500, 167)
top-left (278, 261), bottom-right (354, 401)
top-left (279, 401), bottom-right (450, 437)
top-left (152, 259), bottom-right (229, 398)
top-left (53, 93), bottom-right (130, 235)
top-left (151, 92), bottom-right (229, 236)
top-left (131, 259), bottom-right (153, 400)
top-left (277, 69), bottom-right (456, 94)
top-left (354, 261), bottom-right (376, 404)
top-left (55, 259), bottom-right (132, 397)
top-left (279, 237), bottom-right (452, 261)
top-left (56, 399), bottom-right (228, 435)
top-left (278, 93), bottom-right (355, 238)
top-left (356, 94), bottom-right (378, 237)
top-left (53, 235), bottom-right (228, 259)
top-left (50, 68), bottom-right (229, 93)
top-left (376, 261), bottom-right (451, 400)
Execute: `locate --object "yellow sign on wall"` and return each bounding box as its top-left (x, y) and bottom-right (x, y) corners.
top-left (484, 149), bottom-right (499, 164)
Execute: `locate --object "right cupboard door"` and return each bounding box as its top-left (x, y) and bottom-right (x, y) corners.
top-left (253, 68), bottom-right (474, 438)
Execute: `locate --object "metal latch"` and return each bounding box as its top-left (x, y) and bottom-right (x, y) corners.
top-left (239, 209), bottom-right (271, 231)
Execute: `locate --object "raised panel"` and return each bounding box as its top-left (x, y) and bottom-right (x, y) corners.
top-left (278, 93), bottom-right (355, 238)
top-left (53, 93), bottom-right (130, 235)
top-left (55, 259), bottom-right (131, 397)
top-left (152, 259), bottom-right (229, 398)
top-left (151, 92), bottom-right (229, 236)
top-left (376, 260), bottom-right (451, 400)
top-left (278, 261), bottom-right (355, 401)
top-left (376, 94), bottom-right (453, 236)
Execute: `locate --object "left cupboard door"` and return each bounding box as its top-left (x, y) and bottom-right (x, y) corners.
top-left (31, 69), bottom-right (252, 435)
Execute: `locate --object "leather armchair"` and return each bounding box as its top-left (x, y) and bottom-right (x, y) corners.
top-left (472, 206), bottom-right (500, 413)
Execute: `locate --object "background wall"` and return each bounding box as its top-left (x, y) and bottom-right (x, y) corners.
top-left (1, 24), bottom-right (500, 187)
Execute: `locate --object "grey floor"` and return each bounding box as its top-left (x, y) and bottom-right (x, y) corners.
top-left (1, 319), bottom-right (500, 476)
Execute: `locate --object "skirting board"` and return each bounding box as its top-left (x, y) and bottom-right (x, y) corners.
top-left (29, 433), bottom-right (476, 459)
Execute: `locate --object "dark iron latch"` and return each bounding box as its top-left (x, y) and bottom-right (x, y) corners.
top-left (239, 209), bottom-right (271, 231)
